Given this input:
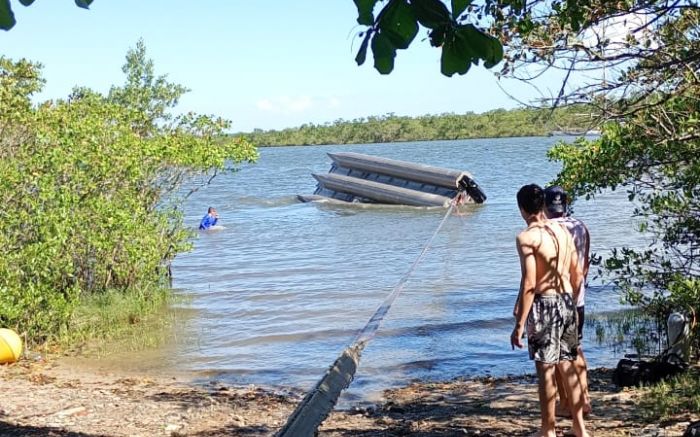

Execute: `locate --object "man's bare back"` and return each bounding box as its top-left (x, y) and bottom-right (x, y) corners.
top-left (517, 222), bottom-right (582, 300)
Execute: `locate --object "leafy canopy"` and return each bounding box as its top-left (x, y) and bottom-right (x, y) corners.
top-left (353, 0), bottom-right (503, 76)
top-left (107, 39), bottom-right (189, 138)
top-left (2, 0), bottom-right (507, 77)
top-left (0, 0), bottom-right (93, 30)
top-left (545, 5), bottom-right (700, 352)
top-left (0, 42), bottom-right (257, 344)
top-left (241, 106), bottom-right (595, 146)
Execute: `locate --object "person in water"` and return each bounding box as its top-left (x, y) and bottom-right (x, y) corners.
top-left (544, 185), bottom-right (592, 418)
top-left (199, 207), bottom-right (219, 230)
top-left (511, 184), bottom-right (588, 437)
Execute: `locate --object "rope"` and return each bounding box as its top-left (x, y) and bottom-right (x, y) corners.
top-left (276, 198), bottom-right (460, 437)
top-left (353, 199), bottom-right (458, 349)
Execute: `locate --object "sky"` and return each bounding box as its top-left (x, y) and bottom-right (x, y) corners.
top-left (1, 1), bottom-right (574, 132)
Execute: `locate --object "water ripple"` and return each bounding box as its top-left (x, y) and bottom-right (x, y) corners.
top-left (159, 138), bottom-right (648, 401)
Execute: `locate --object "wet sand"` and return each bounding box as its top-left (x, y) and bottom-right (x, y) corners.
top-left (0, 358), bottom-right (693, 436)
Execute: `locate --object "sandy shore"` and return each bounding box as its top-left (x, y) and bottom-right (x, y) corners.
top-left (0, 358), bottom-right (694, 436)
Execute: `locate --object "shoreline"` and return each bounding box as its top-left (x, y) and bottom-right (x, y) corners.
top-left (0, 356), bottom-right (693, 436)
top-left (249, 132), bottom-right (600, 148)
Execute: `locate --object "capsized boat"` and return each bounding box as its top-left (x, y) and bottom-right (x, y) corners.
top-left (297, 152), bottom-right (486, 207)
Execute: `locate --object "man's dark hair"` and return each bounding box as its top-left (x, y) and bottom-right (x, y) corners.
top-left (517, 184), bottom-right (545, 215)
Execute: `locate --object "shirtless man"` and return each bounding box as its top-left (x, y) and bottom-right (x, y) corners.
top-left (510, 184), bottom-right (588, 437)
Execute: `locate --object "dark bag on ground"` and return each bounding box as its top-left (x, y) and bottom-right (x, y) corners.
top-left (612, 353), bottom-right (687, 387)
top-left (684, 420), bottom-right (700, 437)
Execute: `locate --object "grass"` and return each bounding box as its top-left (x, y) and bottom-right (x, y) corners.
top-left (54, 286), bottom-right (186, 357)
top-left (587, 308), bottom-right (665, 356)
top-left (640, 367), bottom-right (700, 421)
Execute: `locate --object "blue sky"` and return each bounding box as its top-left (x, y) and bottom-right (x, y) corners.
top-left (1, 1), bottom-right (570, 132)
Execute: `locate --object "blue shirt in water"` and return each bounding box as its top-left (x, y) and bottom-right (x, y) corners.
top-left (199, 213), bottom-right (218, 230)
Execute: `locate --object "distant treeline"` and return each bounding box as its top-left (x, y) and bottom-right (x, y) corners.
top-left (239, 106), bottom-right (599, 147)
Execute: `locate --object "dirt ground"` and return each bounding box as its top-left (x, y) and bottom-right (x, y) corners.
top-left (0, 357), bottom-right (695, 437)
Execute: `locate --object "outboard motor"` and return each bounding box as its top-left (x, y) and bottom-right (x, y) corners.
top-left (459, 176), bottom-right (487, 204)
top-left (668, 312), bottom-right (690, 363)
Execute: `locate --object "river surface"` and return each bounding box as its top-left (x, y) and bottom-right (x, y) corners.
top-left (149, 137), bottom-right (642, 403)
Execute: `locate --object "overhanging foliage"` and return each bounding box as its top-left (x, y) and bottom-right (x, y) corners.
top-left (0, 0), bottom-right (93, 30)
top-left (0, 42), bottom-right (257, 344)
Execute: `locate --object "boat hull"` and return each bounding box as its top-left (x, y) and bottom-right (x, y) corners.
top-left (299, 152), bottom-right (486, 207)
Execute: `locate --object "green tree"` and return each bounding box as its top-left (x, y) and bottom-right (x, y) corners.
top-left (239, 106), bottom-right (594, 146)
top-left (548, 8), bottom-right (700, 352)
top-left (0, 43), bottom-right (257, 344)
top-left (107, 39), bottom-right (189, 138)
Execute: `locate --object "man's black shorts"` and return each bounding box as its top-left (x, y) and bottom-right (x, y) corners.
top-left (577, 306), bottom-right (585, 341)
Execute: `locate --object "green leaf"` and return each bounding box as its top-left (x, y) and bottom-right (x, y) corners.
top-left (451, 0), bottom-right (470, 19)
top-left (74, 0), bottom-right (94, 9)
top-left (0, 0), bottom-right (16, 30)
top-left (410, 0), bottom-right (451, 29)
top-left (456, 24), bottom-right (503, 69)
top-left (371, 31), bottom-right (397, 74)
top-left (440, 28), bottom-right (473, 76)
top-left (483, 37), bottom-right (503, 68)
top-left (428, 25), bottom-right (448, 47)
top-left (354, 0), bottom-right (378, 26)
top-left (378, 0), bottom-right (418, 50)
top-left (355, 30), bottom-right (373, 66)
top-left (19, 0), bottom-right (36, 6)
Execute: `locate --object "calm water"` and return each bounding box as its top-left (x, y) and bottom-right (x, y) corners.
top-left (159, 137), bottom-right (642, 403)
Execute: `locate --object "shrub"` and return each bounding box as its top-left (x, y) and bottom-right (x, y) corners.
top-left (0, 43), bottom-right (257, 345)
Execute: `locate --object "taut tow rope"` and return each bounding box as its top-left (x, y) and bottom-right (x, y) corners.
top-left (276, 198), bottom-right (461, 437)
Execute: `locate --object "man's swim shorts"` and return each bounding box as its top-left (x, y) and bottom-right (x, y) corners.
top-left (527, 293), bottom-right (579, 363)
